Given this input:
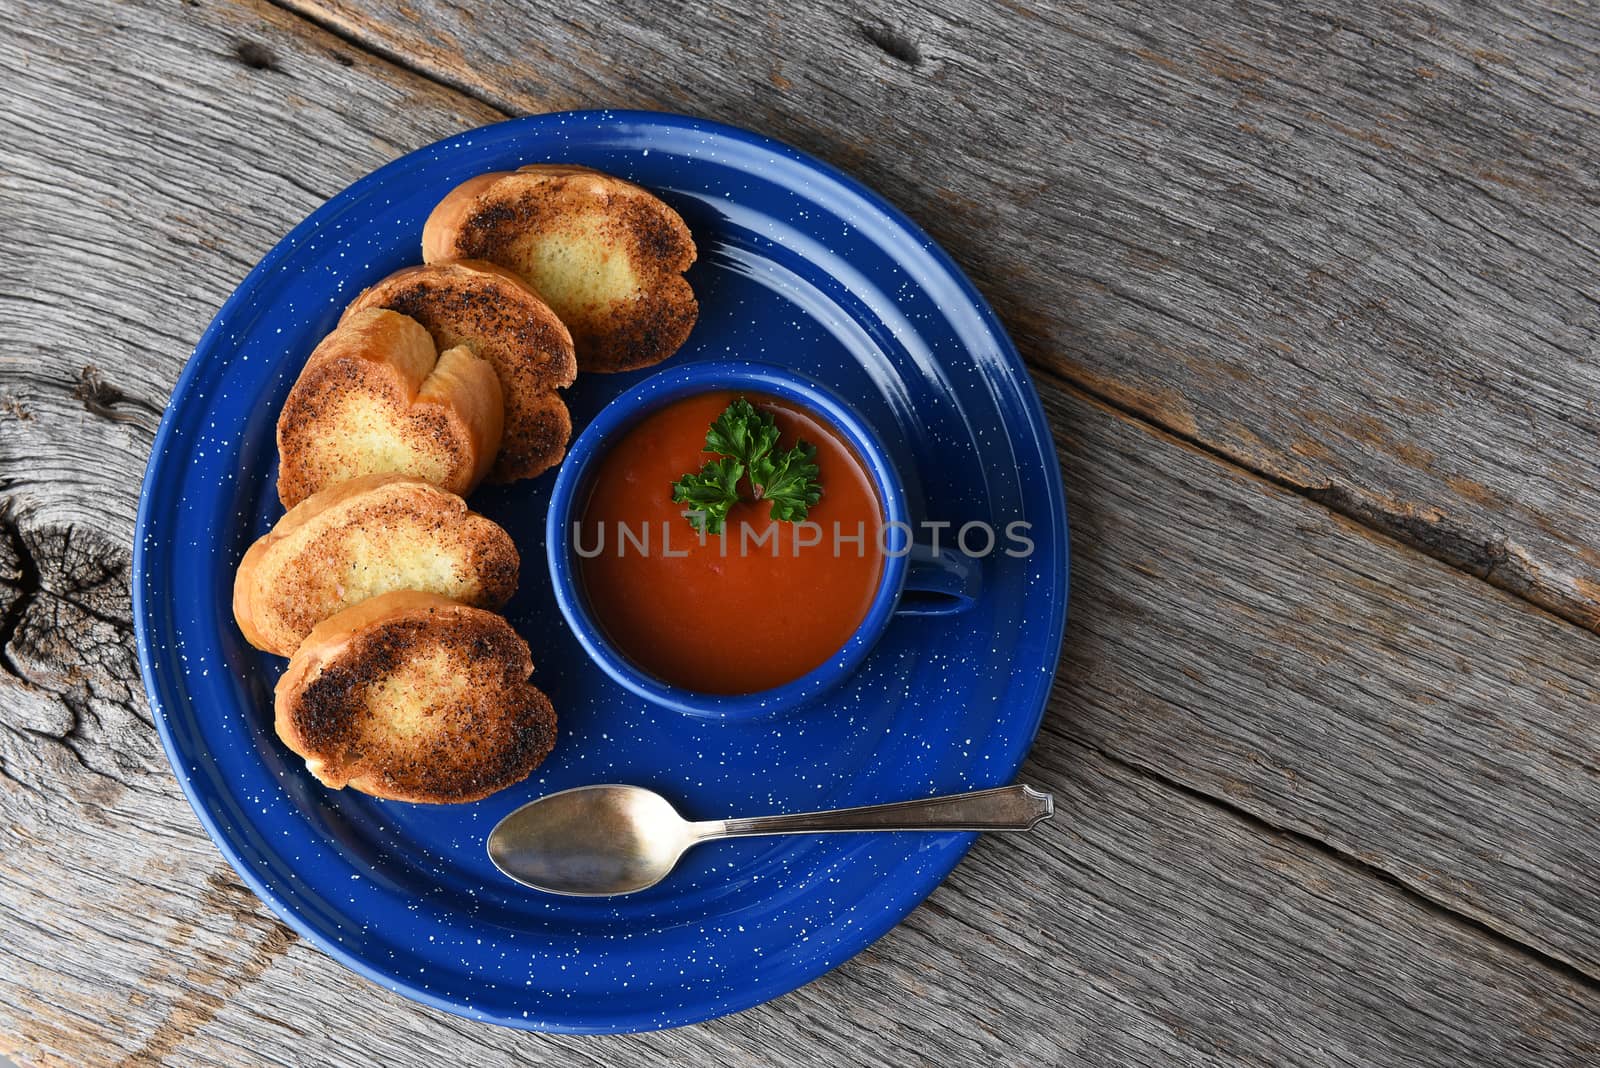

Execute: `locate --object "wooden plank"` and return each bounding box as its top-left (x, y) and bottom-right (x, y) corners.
top-left (280, 0), bottom-right (1600, 631)
top-left (1042, 375), bottom-right (1600, 978)
top-left (0, 0), bottom-right (501, 538)
top-left (3, 0), bottom-right (1600, 1063)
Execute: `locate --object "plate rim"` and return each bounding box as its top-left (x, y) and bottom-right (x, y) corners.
top-left (132, 108), bottom-right (1070, 1033)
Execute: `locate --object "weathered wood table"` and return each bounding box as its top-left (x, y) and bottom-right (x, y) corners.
top-left (3, 1), bottom-right (1597, 1063)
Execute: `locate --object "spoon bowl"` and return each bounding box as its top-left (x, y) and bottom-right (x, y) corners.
top-left (489, 783), bottom-right (1054, 896)
top-left (489, 784), bottom-right (703, 896)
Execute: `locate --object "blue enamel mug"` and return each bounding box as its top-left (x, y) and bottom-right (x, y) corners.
top-left (546, 361), bottom-right (980, 718)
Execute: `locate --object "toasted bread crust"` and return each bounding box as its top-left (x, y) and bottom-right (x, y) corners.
top-left (421, 171), bottom-right (505, 264)
top-left (275, 592), bottom-right (557, 804)
top-left (343, 261), bottom-right (577, 482)
top-left (276, 309), bottom-right (503, 506)
top-left (233, 474), bottom-right (519, 657)
top-left (422, 165), bottom-right (698, 373)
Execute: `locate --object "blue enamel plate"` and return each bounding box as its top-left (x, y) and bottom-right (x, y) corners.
top-left (133, 111), bottom-right (1069, 1033)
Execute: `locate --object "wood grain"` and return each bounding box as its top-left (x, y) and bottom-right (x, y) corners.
top-left (281, 0), bottom-right (1600, 632)
top-left (3, 0), bottom-right (1600, 1063)
top-left (1044, 376), bottom-right (1600, 978)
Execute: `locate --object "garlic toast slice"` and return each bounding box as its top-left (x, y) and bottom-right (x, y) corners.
top-left (277, 308), bottom-right (502, 506)
top-left (343, 261), bottom-right (576, 482)
top-left (275, 591), bottom-right (556, 804)
top-left (422, 164), bottom-right (697, 373)
top-left (234, 474), bottom-right (519, 657)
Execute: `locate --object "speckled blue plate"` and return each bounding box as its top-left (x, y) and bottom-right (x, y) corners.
top-left (133, 111), bottom-right (1068, 1033)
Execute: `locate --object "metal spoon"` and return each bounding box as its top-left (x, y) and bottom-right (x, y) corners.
top-left (488, 783), bottom-right (1054, 896)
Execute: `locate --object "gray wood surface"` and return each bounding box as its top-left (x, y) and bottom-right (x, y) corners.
top-left (287, 0), bottom-right (1600, 632)
top-left (2, 0), bottom-right (1598, 1064)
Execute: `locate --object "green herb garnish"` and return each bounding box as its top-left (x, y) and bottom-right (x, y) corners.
top-left (671, 398), bottom-right (822, 534)
top-left (669, 455), bottom-right (744, 536)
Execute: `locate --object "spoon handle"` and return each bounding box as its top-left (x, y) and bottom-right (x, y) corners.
top-left (699, 784), bottom-right (1053, 839)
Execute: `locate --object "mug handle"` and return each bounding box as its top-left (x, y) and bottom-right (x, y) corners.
top-left (895, 542), bottom-right (981, 617)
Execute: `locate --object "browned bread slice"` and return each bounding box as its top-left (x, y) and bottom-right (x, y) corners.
top-left (422, 164), bottom-right (697, 373)
top-left (234, 474), bottom-right (519, 657)
top-left (274, 591), bottom-right (557, 803)
top-left (342, 261), bottom-right (577, 482)
top-left (277, 308), bottom-right (503, 507)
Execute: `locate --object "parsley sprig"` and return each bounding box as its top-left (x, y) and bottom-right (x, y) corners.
top-left (671, 398), bottom-right (822, 534)
top-left (669, 455), bottom-right (744, 535)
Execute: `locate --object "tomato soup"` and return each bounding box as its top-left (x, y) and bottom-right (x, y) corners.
top-left (576, 390), bottom-right (884, 694)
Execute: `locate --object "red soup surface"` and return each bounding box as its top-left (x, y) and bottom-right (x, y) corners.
top-left (577, 390), bottom-right (885, 694)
